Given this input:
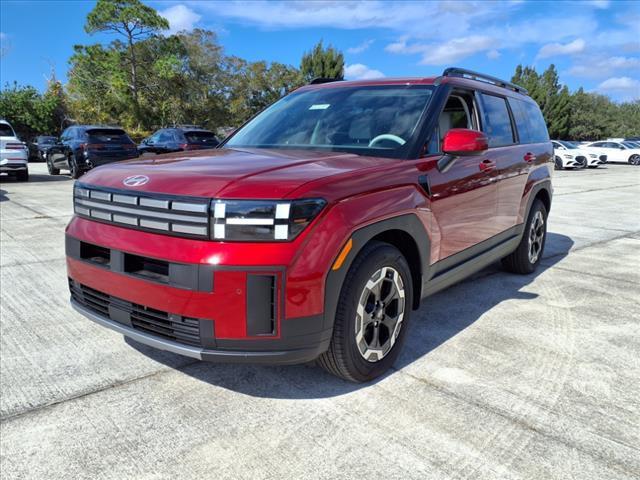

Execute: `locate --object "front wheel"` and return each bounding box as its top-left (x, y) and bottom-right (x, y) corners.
top-left (47, 155), bottom-right (60, 175)
top-left (69, 155), bottom-right (82, 179)
top-left (502, 199), bottom-right (548, 274)
top-left (317, 241), bottom-right (413, 382)
top-left (554, 156), bottom-right (563, 170)
top-left (629, 154), bottom-right (640, 166)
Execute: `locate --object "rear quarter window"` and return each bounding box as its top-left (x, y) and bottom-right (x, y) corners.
top-left (0, 124), bottom-right (15, 136)
top-left (508, 98), bottom-right (549, 144)
top-left (478, 93), bottom-right (515, 147)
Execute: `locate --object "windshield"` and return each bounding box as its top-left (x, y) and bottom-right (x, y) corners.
top-left (38, 136), bottom-right (56, 144)
top-left (185, 131), bottom-right (218, 144)
top-left (226, 85), bottom-right (434, 158)
top-left (559, 140), bottom-right (578, 149)
top-left (86, 129), bottom-right (133, 144)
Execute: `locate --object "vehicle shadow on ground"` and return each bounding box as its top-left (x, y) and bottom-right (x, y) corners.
top-left (127, 232), bottom-right (574, 399)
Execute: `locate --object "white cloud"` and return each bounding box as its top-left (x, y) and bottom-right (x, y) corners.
top-left (568, 56), bottom-right (640, 79)
top-left (344, 63), bottom-right (385, 80)
top-left (419, 36), bottom-right (494, 65)
top-left (347, 39), bottom-right (374, 55)
top-left (160, 5), bottom-right (202, 34)
top-left (588, 0), bottom-right (610, 8)
top-left (597, 76), bottom-right (640, 91)
top-left (596, 77), bottom-right (640, 101)
top-left (536, 38), bottom-right (585, 59)
top-left (487, 49), bottom-right (501, 60)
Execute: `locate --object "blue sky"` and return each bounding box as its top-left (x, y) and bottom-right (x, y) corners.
top-left (1, 0), bottom-right (639, 101)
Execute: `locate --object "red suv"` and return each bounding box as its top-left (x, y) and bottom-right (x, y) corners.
top-left (66, 68), bottom-right (552, 382)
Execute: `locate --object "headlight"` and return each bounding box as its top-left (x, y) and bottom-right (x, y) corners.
top-left (563, 154), bottom-right (574, 159)
top-left (211, 199), bottom-right (326, 241)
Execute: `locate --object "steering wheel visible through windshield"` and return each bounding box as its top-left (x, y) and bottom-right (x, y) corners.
top-left (225, 85), bottom-right (434, 159)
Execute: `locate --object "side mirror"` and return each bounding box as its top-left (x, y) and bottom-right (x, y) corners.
top-left (438, 129), bottom-right (489, 173)
top-left (442, 129), bottom-right (488, 156)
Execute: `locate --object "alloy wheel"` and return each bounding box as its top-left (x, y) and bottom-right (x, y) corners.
top-left (355, 266), bottom-right (405, 362)
top-left (528, 210), bottom-right (545, 264)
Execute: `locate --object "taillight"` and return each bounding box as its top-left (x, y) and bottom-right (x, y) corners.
top-left (122, 144), bottom-right (137, 150)
top-left (5, 143), bottom-right (26, 150)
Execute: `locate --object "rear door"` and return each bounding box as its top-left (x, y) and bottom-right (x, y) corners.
top-left (499, 96), bottom-right (551, 228)
top-left (49, 128), bottom-right (72, 167)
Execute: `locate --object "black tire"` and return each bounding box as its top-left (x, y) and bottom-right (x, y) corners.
top-left (16, 169), bottom-right (29, 182)
top-left (629, 154), bottom-right (640, 166)
top-left (69, 155), bottom-right (82, 179)
top-left (588, 165), bottom-right (598, 169)
top-left (46, 155), bottom-right (60, 175)
top-left (502, 199), bottom-right (548, 274)
top-left (554, 156), bottom-right (563, 170)
top-left (317, 241), bottom-right (413, 382)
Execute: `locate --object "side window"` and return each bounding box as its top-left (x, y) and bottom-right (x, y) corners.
top-left (158, 131), bottom-right (173, 142)
top-left (426, 91), bottom-right (478, 155)
top-left (478, 93), bottom-right (514, 147)
top-left (507, 98), bottom-right (548, 144)
top-left (591, 142), bottom-right (604, 147)
top-left (60, 128), bottom-right (70, 141)
top-left (148, 132), bottom-right (161, 143)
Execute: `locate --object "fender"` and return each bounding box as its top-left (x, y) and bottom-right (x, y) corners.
top-left (323, 214), bottom-right (431, 331)
top-left (519, 169), bottom-right (553, 224)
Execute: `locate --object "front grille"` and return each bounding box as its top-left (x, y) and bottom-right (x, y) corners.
top-left (575, 156), bottom-right (587, 166)
top-left (70, 279), bottom-right (202, 346)
top-left (73, 184), bottom-right (211, 239)
top-left (599, 155), bottom-right (607, 162)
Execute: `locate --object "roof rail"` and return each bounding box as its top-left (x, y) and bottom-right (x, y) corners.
top-left (442, 67), bottom-right (528, 95)
top-left (309, 77), bottom-right (342, 85)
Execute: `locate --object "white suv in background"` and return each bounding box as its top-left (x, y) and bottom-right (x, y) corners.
top-left (0, 120), bottom-right (29, 181)
top-left (586, 140), bottom-right (640, 166)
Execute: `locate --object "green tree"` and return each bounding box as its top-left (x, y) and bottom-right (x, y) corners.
top-left (0, 82), bottom-right (67, 138)
top-left (85, 0), bottom-right (169, 124)
top-left (300, 41), bottom-right (344, 83)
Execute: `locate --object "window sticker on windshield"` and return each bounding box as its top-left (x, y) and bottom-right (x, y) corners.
top-left (309, 104), bottom-right (330, 110)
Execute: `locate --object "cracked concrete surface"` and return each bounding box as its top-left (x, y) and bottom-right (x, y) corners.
top-left (1, 163), bottom-right (639, 479)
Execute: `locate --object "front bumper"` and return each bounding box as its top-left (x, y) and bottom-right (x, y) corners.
top-left (65, 219), bottom-right (333, 364)
top-left (0, 157), bottom-right (28, 172)
top-left (71, 298), bottom-right (329, 364)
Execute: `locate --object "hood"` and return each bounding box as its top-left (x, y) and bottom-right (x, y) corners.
top-left (79, 147), bottom-right (392, 199)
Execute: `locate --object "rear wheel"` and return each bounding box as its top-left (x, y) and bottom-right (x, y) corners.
top-left (46, 155), bottom-right (60, 175)
top-left (629, 154), bottom-right (640, 166)
top-left (502, 199), bottom-right (548, 274)
top-left (16, 169), bottom-right (29, 182)
top-left (317, 241), bottom-right (413, 382)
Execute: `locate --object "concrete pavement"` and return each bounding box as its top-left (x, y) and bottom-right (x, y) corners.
top-left (1, 163), bottom-right (639, 479)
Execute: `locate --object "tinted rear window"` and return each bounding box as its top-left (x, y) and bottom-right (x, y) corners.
top-left (508, 98), bottom-right (549, 144)
top-left (0, 124), bottom-right (15, 136)
top-left (184, 131), bottom-right (218, 144)
top-left (86, 129), bottom-right (133, 144)
top-left (38, 136), bottom-right (57, 144)
top-left (478, 94), bottom-right (514, 147)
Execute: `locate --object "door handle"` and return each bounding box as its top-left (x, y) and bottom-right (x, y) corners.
top-left (524, 152), bottom-right (536, 163)
top-left (479, 159), bottom-right (496, 172)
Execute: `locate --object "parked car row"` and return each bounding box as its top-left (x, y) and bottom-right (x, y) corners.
top-left (1, 122), bottom-right (220, 181)
top-left (552, 137), bottom-right (640, 169)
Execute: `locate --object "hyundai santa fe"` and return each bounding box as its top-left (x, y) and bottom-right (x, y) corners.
top-left (66, 68), bottom-right (553, 382)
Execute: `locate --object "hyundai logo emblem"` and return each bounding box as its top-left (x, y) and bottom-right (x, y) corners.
top-left (122, 175), bottom-right (149, 187)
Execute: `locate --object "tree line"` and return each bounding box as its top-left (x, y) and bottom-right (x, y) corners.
top-left (0, 0), bottom-right (637, 141)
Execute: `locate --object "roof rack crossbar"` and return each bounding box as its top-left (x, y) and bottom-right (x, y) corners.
top-left (309, 77), bottom-right (342, 85)
top-left (442, 67), bottom-right (528, 95)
